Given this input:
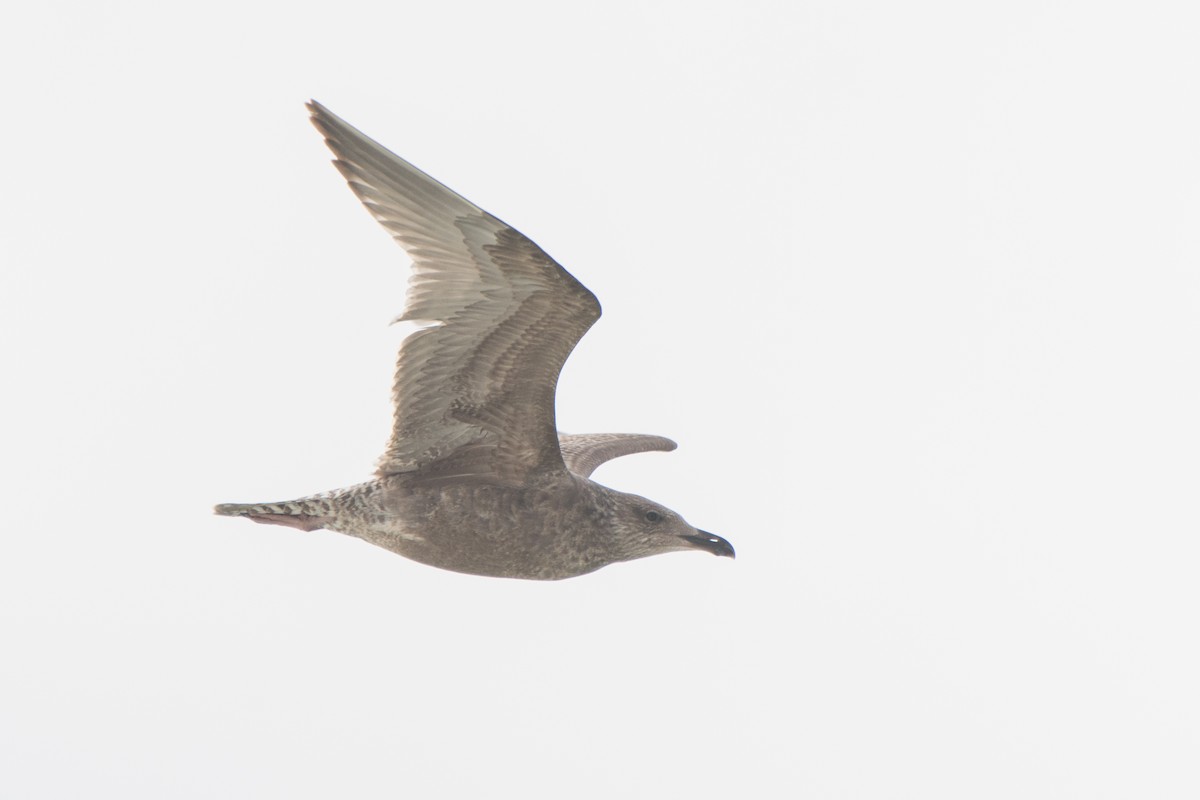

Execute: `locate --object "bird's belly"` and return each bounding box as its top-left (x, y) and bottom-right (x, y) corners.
top-left (322, 479), bottom-right (604, 580)
top-left (334, 513), bottom-right (595, 581)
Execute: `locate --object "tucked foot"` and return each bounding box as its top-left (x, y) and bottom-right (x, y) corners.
top-left (243, 513), bottom-right (327, 532)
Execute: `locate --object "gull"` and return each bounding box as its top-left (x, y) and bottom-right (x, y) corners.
top-left (214, 101), bottom-right (734, 580)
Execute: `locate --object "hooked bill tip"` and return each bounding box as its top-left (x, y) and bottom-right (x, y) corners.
top-left (680, 531), bottom-right (736, 559)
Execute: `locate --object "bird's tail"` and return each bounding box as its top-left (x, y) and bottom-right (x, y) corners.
top-left (214, 495), bottom-right (336, 532)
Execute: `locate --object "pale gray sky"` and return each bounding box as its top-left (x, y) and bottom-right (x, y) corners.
top-left (3, 1), bottom-right (1199, 797)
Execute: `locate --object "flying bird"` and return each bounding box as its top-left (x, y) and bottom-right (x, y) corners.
top-left (215, 101), bottom-right (733, 579)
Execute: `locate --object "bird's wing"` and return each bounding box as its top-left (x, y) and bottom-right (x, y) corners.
top-left (308, 101), bottom-right (601, 485)
top-left (557, 433), bottom-right (678, 478)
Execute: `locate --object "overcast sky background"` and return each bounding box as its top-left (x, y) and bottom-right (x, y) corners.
top-left (3, 1), bottom-right (1199, 797)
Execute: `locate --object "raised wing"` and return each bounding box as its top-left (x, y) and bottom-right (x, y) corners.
top-left (308, 101), bottom-right (601, 485)
top-left (557, 433), bottom-right (678, 478)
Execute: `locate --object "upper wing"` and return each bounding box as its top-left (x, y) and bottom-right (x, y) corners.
top-left (557, 433), bottom-right (678, 478)
top-left (308, 101), bottom-right (601, 485)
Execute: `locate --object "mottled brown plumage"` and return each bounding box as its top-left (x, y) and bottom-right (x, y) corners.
top-left (214, 101), bottom-right (733, 580)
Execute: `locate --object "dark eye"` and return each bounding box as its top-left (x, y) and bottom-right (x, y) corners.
top-left (645, 510), bottom-right (663, 523)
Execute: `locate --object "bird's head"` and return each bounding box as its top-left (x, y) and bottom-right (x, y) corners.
top-left (610, 493), bottom-right (735, 562)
